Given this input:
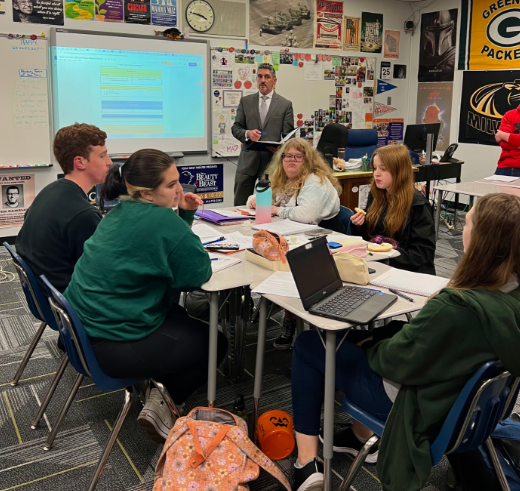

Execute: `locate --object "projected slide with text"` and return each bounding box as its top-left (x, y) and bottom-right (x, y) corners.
top-left (52, 48), bottom-right (204, 140)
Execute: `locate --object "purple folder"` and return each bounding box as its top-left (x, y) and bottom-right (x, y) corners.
top-left (195, 209), bottom-right (250, 225)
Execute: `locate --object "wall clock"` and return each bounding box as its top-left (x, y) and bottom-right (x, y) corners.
top-left (186, 0), bottom-right (215, 32)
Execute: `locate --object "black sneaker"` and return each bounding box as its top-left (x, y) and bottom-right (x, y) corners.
top-left (273, 318), bottom-right (297, 350)
top-left (293, 457), bottom-right (324, 491)
top-left (319, 427), bottom-right (379, 464)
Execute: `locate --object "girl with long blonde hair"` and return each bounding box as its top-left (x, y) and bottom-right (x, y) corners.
top-left (247, 138), bottom-right (343, 233)
top-left (291, 193), bottom-right (520, 491)
top-left (247, 138), bottom-right (343, 349)
top-left (351, 144), bottom-right (436, 274)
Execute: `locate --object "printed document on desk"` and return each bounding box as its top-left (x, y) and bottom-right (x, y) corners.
top-left (370, 269), bottom-right (449, 297)
top-left (209, 253), bottom-right (241, 273)
top-left (192, 223), bottom-right (222, 242)
top-left (252, 219), bottom-right (319, 236)
top-left (251, 271), bottom-right (300, 298)
top-left (244, 127), bottom-right (299, 152)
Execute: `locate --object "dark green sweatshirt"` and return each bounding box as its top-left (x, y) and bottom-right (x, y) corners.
top-left (367, 287), bottom-right (520, 491)
top-left (64, 201), bottom-right (211, 341)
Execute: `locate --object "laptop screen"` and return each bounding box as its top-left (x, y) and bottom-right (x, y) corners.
top-left (286, 237), bottom-right (343, 308)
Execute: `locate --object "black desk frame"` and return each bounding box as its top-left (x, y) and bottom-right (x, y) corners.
top-left (414, 160), bottom-right (464, 223)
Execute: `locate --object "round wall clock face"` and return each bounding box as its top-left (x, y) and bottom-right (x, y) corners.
top-left (186, 0), bottom-right (215, 32)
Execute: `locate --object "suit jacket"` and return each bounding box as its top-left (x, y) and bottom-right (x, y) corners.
top-left (232, 92), bottom-right (294, 176)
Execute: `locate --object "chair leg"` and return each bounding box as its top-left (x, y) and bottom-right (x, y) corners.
top-left (486, 436), bottom-right (512, 491)
top-left (151, 379), bottom-right (181, 419)
top-left (11, 321), bottom-right (47, 386)
top-left (87, 388), bottom-right (133, 491)
top-left (44, 373), bottom-right (84, 450)
top-left (338, 435), bottom-right (380, 491)
top-left (31, 354), bottom-right (69, 429)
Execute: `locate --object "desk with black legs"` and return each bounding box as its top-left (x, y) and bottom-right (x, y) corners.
top-left (250, 261), bottom-right (426, 491)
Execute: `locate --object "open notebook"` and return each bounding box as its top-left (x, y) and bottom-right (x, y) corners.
top-left (370, 269), bottom-right (449, 297)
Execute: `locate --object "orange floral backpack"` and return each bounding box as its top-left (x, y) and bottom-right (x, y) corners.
top-left (153, 407), bottom-right (291, 491)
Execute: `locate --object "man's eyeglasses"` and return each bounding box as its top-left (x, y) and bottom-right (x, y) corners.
top-left (282, 154), bottom-right (305, 162)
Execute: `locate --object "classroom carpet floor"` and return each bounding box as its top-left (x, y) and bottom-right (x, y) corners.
top-left (1, 224), bottom-right (516, 491)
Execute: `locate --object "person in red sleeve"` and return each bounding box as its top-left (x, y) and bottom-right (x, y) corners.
top-left (495, 105), bottom-right (520, 177)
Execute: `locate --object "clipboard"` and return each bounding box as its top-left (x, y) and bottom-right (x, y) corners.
top-left (244, 127), bottom-right (299, 152)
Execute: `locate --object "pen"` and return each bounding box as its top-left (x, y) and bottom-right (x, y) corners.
top-left (211, 258), bottom-right (219, 261)
top-left (389, 289), bottom-right (414, 302)
top-left (203, 237), bottom-right (225, 246)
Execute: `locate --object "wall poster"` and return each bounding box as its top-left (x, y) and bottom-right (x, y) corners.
top-left (417, 83), bottom-right (453, 151)
top-left (418, 9), bottom-right (458, 82)
top-left (373, 118), bottom-right (404, 147)
top-left (383, 30), bottom-right (400, 59)
top-left (177, 164), bottom-right (224, 204)
top-left (249, 0), bottom-right (314, 48)
top-left (360, 12), bottom-right (383, 53)
top-left (0, 174), bottom-right (35, 228)
top-left (344, 16), bottom-right (360, 51)
top-left (314, 0), bottom-right (343, 49)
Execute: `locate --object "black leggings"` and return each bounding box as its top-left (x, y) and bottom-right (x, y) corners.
top-left (89, 304), bottom-right (228, 403)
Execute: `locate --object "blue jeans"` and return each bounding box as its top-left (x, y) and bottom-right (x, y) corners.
top-left (495, 167), bottom-right (520, 177)
top-left (291, 330), bottom-right (393, 435)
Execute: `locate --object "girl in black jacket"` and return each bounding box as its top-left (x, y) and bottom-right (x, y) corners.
top-left (351, 144), bottom-right (436, 274)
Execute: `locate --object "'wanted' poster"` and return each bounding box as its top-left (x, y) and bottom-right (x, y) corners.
top-left (0, 175), bottom-right (35, 228)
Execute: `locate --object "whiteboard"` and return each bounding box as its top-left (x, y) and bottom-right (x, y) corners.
top-left (0, 35), bottom-right (51, 166)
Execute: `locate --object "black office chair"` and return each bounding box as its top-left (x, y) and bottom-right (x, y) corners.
top-left (316, 123), bottom-right (349, 164)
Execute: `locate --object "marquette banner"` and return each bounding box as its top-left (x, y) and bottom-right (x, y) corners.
top-left (459, 0), bottom-right (520, 70)
top-left (458, 70), bottom-right (520, 145)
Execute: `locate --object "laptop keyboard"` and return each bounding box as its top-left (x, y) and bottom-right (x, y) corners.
top-left (313, 287), bottom-right (377, 317)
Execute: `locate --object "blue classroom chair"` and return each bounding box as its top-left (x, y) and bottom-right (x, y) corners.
top-left (338, 206), bottom-right (353, 236)
top-left (344, 129), bottom-right (378, 161)
top-left (41, 275), bottom-right (180, 491)
top-left (2, 242), bottom-right (59, 386)
top-left (338, 360), bottom-right (520, 491)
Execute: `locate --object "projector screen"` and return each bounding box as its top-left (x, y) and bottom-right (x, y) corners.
top-left (51, 29), bottom-right (210, 154)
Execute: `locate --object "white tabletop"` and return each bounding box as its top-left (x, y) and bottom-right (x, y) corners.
top-left (250, 261), bottom-right (426, 331)
top-left (198, 211), bottom-right (398, 292)
top-left (433, 180), bottom-right (520, 198)
top-left (198, 219), bottom-right (273, 292)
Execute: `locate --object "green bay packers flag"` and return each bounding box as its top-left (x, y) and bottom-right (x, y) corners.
top-left (459, 70), bottom-right (520, 145)
top-left (459, 0), bottom-right (520, 70)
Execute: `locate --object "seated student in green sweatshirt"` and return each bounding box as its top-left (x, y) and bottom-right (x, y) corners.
top-left (64, 149), bottom-right (227, 443)
top-left (290, 192), bottom-right (520, 491)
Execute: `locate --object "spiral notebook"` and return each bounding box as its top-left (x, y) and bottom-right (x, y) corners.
top-left (370, 269), bottom-right (449, 297)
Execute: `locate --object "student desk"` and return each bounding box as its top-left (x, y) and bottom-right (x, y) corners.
top-left (250, 261), bottom-right (426, 491)
top-left (334, 160), bottom-right (463, 211)
top-left (433, 181), bottom-right (520, 239)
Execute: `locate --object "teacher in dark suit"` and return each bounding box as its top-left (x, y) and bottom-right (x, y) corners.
top-left (231, 63), bottom-right (294, 206)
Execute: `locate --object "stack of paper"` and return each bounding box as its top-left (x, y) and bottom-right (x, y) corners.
top-left (208, 253), bottom-right (241, 273)
top-left (251, 271), bottom-right (300, 298)
top-left (370, 269), bottom-right (449, 297)
top-left (252, 219), bottom-right (319, 236)
top-left (192, 223), bottom-right (222, 242)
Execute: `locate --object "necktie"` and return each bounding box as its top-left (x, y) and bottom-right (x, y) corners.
top-left (259, 96), bottom-right (268, 128)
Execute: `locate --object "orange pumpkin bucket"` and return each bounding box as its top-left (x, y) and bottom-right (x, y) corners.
top-left (256, 410), bottom-right (295, 460)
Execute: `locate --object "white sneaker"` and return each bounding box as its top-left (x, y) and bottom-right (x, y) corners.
top-left (137, 388), bottom-right (174, 443)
